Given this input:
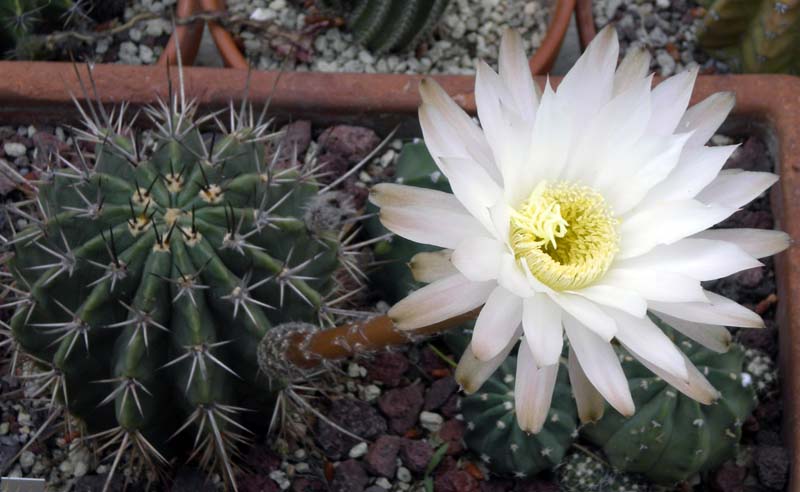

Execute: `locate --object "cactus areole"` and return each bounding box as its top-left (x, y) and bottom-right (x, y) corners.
top-left (5, 84), bottom-right (359, 486)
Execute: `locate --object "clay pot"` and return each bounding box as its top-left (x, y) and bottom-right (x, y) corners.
top-left (575, 0), bottom-right (596, 49)
top-left (160, 0), bottom-right (577, 74)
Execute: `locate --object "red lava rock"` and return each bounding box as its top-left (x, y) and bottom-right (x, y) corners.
top-left (316, 398), bottom-right (388, 459)
top-left (720, 209), bottom-right (772, 229)
top-left (400, 438), bottom-right (434, 474)
top-left (32, 131), bottom-right (69, 162)
top-left (479, 480), bottom-right (513, 492)
top-left (441, 394), bottom-right (461, 418)
top-left (711, 461), bottom-right (747, 492)
top-left (419, 346), bottom-right (450, 376)
top-left (291, 477), bottom-right (326, 492)
top-left (724, 137), bottom-right (771, 172)
top-left (330, 459), bottom-right (369, 492)
top-left (280, 120), bottom-right (311, 157)
top-left (434, 470), bottom-right (480, 492)
top-left (365, 351), bottom-right (409, 387)
top-left (425, 376), bottom-right (458, 411)
top-left (738, 325), bottom-right (777, 355)
top-left (318, 125), bottom-right (380, 164)
top-left (244, 445), bottom-right (282, 473)
top-left (755, 399), bottom-right (782, 426)
top-left (239, 475), bottom-right (279, 492)
top-left (733, 267), bottom-right (765, 289)
top-left (317, 151), bottom-right (349, 179)
top-left (364, 435), bottom-right (402, 478)
top-left (378, 383), bottom-right (424, 434)
top-left (755, 445), bottom-right (790, 490)
top-left (437, 419), bottom-right (465, 455)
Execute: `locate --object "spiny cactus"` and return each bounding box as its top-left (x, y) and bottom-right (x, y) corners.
top-left (581, 319), bottom-right (757, 484)
top-left (0, 0), bottom-right (81, 59)
top-left (697, 0), bottom-right (800, 73)
top-left (460, 353), bottom-right (578, 478)
top-left (0, 70), bottom-right (367, 489)
top-left (557, 451), bottom-right (650, 492)
top-left (366, 141), bottom-right (447, 302)
top-left (316, 0), bottom-right (451, 53)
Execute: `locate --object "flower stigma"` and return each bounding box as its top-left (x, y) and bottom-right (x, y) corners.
top-left (509, 181), bottom-right (619, 291)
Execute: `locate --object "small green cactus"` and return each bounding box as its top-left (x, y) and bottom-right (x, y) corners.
top-left (460, 353), bottom-right (579, 478)
top-left (581, 319), bottom-right (758, 484)
top-left (557, 451), bottom-right (651, 492)
top-left (0, 0), bottom-right (78, 59)
top-left (317, 0), bottom-right (451, 53)
top-left (697, 0), bottom-right (800, 73)
top-left (2, 73), bottom-right (362, 487)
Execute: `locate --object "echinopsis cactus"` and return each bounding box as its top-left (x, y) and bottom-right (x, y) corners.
top-left (581, 321), bottom-right (757, 484)
top-left (0, 0), bottom-right (79, 58)
top-left (697, 0), bottom-right (800, 73)
top-left (316, 0), bottom-right (451, 53)
top-left (1, 70), bottom-right (366, 489)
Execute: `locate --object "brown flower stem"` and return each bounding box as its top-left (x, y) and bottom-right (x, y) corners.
top-left (286, 310), bottom-right (480, 369)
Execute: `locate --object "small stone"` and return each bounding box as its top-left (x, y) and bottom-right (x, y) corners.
top-left (435, 470), bottom-right (480, 492)
top-left (420, 411), bottom-right (444, 432)
top-left (19, 451), bottom-right (34, 470)
top-left (0, 423), bottom-right (8, 435)
top-left (349, 442), bottom-right (368, 459)
top-left (250, 8), bottom-right (272, 21)
top-left (3, 142), bottom-right (26, 158)
top-left (756, 445), bottom-right (789, 490)
top-left (656, 50), bottom-right (677, 75)
top-left (316, 398), bottom-right (387, 459)
top-left (396, 466), bottom-right (412, 483)
top-left (375, 477), bottom-right (391, 489)
top-left (365, 352), bottom-right (409, 387)
top-left (425, 376), bottom-right (458, 411)
top-left (362, 384), bottom-right (381, 402)
top-left (437, 419), bottom-right (466, 455)
top-left (364, 435), bottom-right (402, 477)
top-left (139, 45), bottom-right (155, 64)
top-left (318, 126), bottom-right (380, 164)
top-left (269, 470), bottom-right (291, 490)
top-left (73, 460), bottom-right (89, 478)
top-left (129, 28), bottom-right (142, 42)
top-left (331, 460), bottom-right (369, 492)
top-left (378, 384), bottom-right (425, 434)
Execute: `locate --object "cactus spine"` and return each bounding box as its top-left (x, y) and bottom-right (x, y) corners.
top-left (0, 0), bottom-right (78, 58)
top-left (697, 0), bottom-right (800, 73)
top-left (317, 0), bottom-right (451, 53)
top-left (580, 320), bottom-right (757, 484)
top-left (2, 69), bottom-right (364, 489)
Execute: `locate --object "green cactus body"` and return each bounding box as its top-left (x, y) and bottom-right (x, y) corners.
top-left (318, 0), bottom-right (450, 53)
top-left (6, 94), bottom-right (352, 484)
top-left (698, 0), bottom-right (800, 73)
top-left (557, 451), bottom-right (650, 492)
top-left (460, 352), bottom-right (578, 478)
top-left (581, 322), bottom-right (757, 484)
top-left (0, 0), bottom-right (75, 58)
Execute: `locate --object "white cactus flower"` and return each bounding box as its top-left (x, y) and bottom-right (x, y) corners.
top-left (369, 26), bottom-right (791, 433)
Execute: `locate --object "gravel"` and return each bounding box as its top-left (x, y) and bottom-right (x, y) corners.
top-left (226, 0), bottom-right (553, 74)
top-left (592, 0), bottom-right (730, 76)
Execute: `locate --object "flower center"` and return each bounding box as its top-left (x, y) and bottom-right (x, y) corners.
top-left (509, 182), bottom-right (618, 291)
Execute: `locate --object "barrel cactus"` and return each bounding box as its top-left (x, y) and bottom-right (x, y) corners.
top-left (0, 0), bottom-right (81, 59)
top-left (580, 320), bottom-right (757, 484)
top-left (316, 0), bottom-right (450, 53)
top-left (460, 353), bottom-right (578, 478)
top-left (697, 0), bottom-right (800, 73)
top-left (1, 74), bottom-right (362, 488)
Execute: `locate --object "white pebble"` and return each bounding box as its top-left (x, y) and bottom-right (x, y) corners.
top-left (269, 470), bottom-right (291, 490)
top-left (419, 411), bottom-right (444, 432)
top-left (349, 442), bottom-right (368, 459)
top-left (396, 466), bottom-right (412, 483)
top-left (375, 477), bottom-right (392, 489)
top-left (4, 142), bottom-right (26, 158)
top-left (363, 384), bottom-right (382, 402)
top-left (19, 451), bottom-right (35, 470)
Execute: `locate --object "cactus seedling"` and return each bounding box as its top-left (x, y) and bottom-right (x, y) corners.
top-left (0, 67), bottom-right (371, 489)
top-left (580, 320), bottom-right (757, 484)
top-left (697, 0), bottom-right (800, 73)
top-left (316, 0), bottom-right (451, 54)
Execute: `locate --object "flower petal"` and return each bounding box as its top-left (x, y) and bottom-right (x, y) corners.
top-left (409, 250), bottom-right (456, 283)
top-left (696, 170), bottom-right (779, 209)
top-left (379, 204), bottom-right (490, 249)
top-left (563, 314), bottom-right (634, 417)
top-left (636, 349), bottom-right (720, 404)
top-left (389, 274), bottom-right (494, 330)
top-left (522, 294), bottom-right (563, 368)
top-left (451, 237), bottom-right (506, 281)
top-left (601, 268), bottom-right (708, 303)
top-left (613, 46), bottom-right (651, 97)
top-left (418, 78), bottom-right (499, 180)
top-left (677, 91), bottom-right (735, 148)
top-left (456, 333), bottom-right (520, 394)
top-left (647, 67), bottom-right (698, 136)
top-left (472, 286), bottom-right (524, 361)
top-left (549, 292), bottom-right (616, 341)
top-left (498, 254), bottom-right (535, 298)
top-left (568, 346), bottom-right (606, 423)
top-left (515, 342), bottom-right (559, 433)
top-left (499, 28), bottom-right (540, 122)
top-left (609, 309), bottom-right (689, 381)
top-left (692, 228), bottom-right (791, 259)
top-left (614, 238), bottom-right (762, 281)
top-left (618, 199), bottom-right (734, 259)
top-left (648, 291), bottom-right (764, 328)
top-left (570, 284), bottom-right (647, 317)
top-left (438, 155), bottom-right (503, 230)
top-left (653, 312), bottom-right (732, 353)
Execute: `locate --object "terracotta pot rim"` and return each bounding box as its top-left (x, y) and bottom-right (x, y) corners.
top-left (178, 0), bottom-right (576, 74)
top-left (575, 0), bottom-right (597, 49)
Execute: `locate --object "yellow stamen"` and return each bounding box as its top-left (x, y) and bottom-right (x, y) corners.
top-left (509, 181), bottom-right (618, 291)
